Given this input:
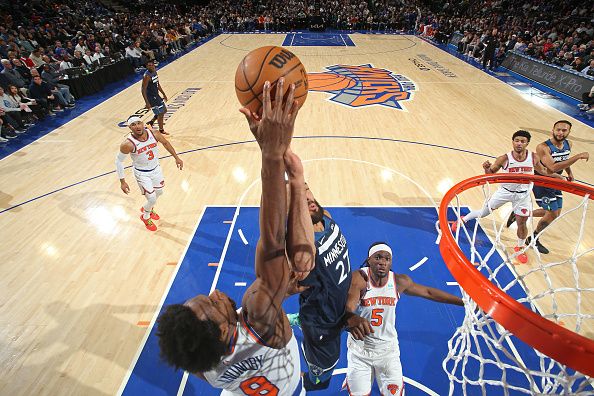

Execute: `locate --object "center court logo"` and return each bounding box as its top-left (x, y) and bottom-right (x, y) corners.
top-left (308, 64), bottom-right (417, 110)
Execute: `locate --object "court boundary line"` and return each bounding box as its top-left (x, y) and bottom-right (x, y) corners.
top-left (116, 205), bottom-right (208, 396)
top-left (3, 135), bottom-right (592, 215)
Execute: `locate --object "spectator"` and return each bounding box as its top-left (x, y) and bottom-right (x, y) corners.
top-left (1, 59), bottom-right (27, 88)
top-left (0, 86), bottom-right (28, 131)
top-left (125, 42), bottom-right (145, 69)
top-left (29, 48), bottom-right (45, 67)
top-left (40, 64), bottom-right (76, 107)
top-left (29, 74), bottom-right (65, 112)
top-left (7, 84), bottom-right (49, 120)
top-left (577, 85), bottom-right (594, 114)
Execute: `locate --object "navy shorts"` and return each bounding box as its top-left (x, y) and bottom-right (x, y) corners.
top-left (148, 96), bottom-right (166, 115)
top-left (533, 185), bottom-right (563, 211)
top-left (301, 324), bottom-right (342, 389)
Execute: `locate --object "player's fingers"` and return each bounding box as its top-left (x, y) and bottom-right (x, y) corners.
top-left (283, 83), bottom-right (295, 118)
top-left (274, 77), bottom-right (285, 115)
top-left (364, 321), bottom-right (374, 335)
top-left (289, 100), bottom-right (300, 123)
top-left (262, 81), bottom-right (272, 117)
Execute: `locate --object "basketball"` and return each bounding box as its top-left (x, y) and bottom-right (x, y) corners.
top-left (235, 46), bottom-right (308, 115)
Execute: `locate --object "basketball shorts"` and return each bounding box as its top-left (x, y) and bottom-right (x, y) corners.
top-left (533, 185), bottom-right (563, 211)
top-left (344, 337), bottom-right (404, 396)
top-left (134, 165), bottom-right (164, 194)
top-left (148, 95), bottom-right (166, 115)
top-left (301, 324), bottom-right (342, 390)
top-left (488, 188), bottom-right (532, 217)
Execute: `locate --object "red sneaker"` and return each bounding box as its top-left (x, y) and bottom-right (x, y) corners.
top-left (514, 246), bottom-right (528, 264)
top-left (140, 215), bottom-right (157, 231)
top-left (140, 207), bottom-right (160, 220)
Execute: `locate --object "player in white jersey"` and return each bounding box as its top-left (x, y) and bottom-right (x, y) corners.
top-left (343, 242), bottom-right (463, 396)
top-left (452, 130), bottom-right (553, 263)
top-left (115, 116), bottom-right (183, 231)
top-left (156, 79), bottom-right (315, 395)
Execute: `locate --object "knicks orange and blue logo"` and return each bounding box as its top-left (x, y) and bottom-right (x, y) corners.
top-left (308, 64), bottom-right (416, 110)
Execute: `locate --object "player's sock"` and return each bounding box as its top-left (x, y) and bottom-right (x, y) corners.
top-left (517, 238), bottom-right (525, 247)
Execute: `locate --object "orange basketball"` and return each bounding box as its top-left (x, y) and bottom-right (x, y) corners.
top-left (235, 46), bottom-right (308, 115)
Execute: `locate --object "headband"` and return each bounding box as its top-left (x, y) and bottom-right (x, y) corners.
top-left (368, 243), bottom-right (392, 258)
top-left (127, 116), bottom-right (142, 125)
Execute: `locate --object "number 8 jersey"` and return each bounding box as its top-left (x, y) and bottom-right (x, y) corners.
top-left (203, 311), bottom-right (302, 396)
top-left (349, 267), bottom-right (400, 353)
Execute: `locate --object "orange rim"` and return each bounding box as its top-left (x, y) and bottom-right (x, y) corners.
top-left (439, 174), bottom-right (594, 377)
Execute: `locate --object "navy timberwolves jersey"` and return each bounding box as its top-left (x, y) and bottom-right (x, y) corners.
top-left (545, 139), bottom-right (570, 175)
top-left (144, 70), bottom-right (160, 99)
top-left (299, 215), bottom-right (351, 329)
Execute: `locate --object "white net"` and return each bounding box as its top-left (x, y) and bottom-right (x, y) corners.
top-left (440, 179), bottom-right (594, 395)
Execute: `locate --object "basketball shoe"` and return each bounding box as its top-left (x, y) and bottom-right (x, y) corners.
top-left (140, 215), bottom-right (157, 231)
top-left (514, 246), bottom-right (528, 264)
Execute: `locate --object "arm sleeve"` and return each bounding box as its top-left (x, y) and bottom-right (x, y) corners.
top-left (115, 151), bottom-right (127, 179)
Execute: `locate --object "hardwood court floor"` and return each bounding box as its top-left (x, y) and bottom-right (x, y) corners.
top-left (0, 33), bottom-right (592, 395)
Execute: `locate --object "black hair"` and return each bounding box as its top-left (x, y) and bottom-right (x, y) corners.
top-left (512, 130), bottom-right (531, 142)
top-left (361, 241), bottom-right (390, 268)
top-left (553, 120), bottom-right (572, 129)
top-left (156, 304), bottom-right (227, 373)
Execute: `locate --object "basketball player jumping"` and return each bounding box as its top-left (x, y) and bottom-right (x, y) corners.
top-left (116, 116), bottom-right (183, 231)
top-left (344, 242), bottom-right (463, 396)
top-left (142, 60), bottom-right (169, 134)
top-left (506, 120), bottom-right (589, 254)
top-left (451, 130), bottom-right (555, 263)
top-left (157, 79), bottom-right (315, 395)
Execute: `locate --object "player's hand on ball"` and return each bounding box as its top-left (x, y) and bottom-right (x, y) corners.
top-left (120, 180), bottom-right (130, 194)
top-left (240, 78), bottom-right (299, 158)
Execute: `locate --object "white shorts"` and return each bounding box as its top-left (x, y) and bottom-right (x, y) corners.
top-left (345, 343), bottom-right (404, 396)
top-left (488, 187), bottom-right (532, 217)
top-left (134, 165), bottom-right (164, 194)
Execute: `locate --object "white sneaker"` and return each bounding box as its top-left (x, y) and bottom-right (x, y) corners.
top-left (587, 107), bottom-right (594, 114)
top-left (0, 136), bottom-right (8, 143)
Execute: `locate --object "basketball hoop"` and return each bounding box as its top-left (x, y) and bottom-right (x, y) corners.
top-left (439, 174), bottom-right (594, 394)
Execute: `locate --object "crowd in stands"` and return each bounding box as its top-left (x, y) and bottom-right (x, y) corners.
top-left (0, 0), bottom-right (592, 142)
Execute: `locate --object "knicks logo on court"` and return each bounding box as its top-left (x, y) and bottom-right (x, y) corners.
top-left (308, 64), bottom-right (417, 110)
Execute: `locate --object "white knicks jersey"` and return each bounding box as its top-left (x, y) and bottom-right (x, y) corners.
top-left (348, 268), bottom-right (400, 354)
top-left (127, 129), bottom-right (159, 171)
top-left (501, 151), bottom-right (534, 192)
top-left (203, 311), bottom-right (301, 396)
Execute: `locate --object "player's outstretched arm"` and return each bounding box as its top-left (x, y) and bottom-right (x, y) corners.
top-left (396, 274), bottom-right (463, 306)
top-left (153, 130), bottom-right (183, 170)
top-left (285, 148), bottom-right (315, 280)
top-left (240, 79), bottom-right (300, 345)
top-left (343, 270), bottom-right (373, 340)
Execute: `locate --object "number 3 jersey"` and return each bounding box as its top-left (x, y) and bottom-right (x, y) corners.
top-left (203, 311), bottom-right (302, 396)
top-left (299, 215), bottom-right (352, 329)
top-left (348, 267), bottom-right (400, 355)
top-left (127, 129), bottom-right (159, 170)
